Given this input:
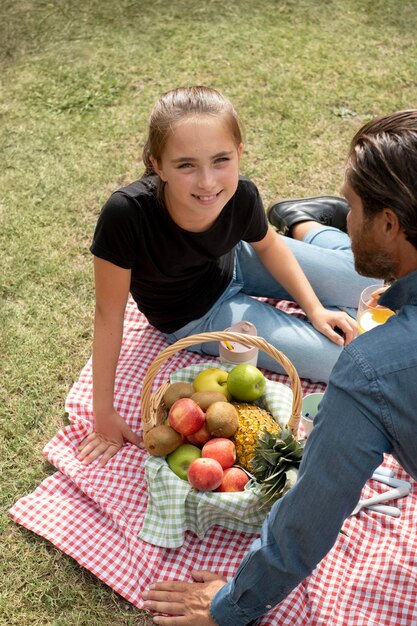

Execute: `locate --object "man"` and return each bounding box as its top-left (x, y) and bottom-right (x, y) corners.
top-left (143, 110), bottom-right (417, 625)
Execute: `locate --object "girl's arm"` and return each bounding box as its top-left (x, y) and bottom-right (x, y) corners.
top-left (251, 226), bottom-right (357, 345)
top-left (77, 257), bottom-right (142, 467)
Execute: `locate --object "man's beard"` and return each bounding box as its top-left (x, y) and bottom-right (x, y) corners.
top-left (349, 217), bottom-right (398, 281)
top-left (352, 246), bottom-right (398, 282)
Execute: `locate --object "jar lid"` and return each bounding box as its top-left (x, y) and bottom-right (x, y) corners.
top-left (219, 321), bottom-right (258, 364)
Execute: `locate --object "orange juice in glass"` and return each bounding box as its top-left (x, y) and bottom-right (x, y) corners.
top-left (357, 284), bottom-right (395, 334)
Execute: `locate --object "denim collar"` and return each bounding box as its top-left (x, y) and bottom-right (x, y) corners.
top-left (380, 269), bottom-right (417, 312)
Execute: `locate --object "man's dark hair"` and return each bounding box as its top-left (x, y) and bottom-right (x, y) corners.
top-left (347, 110), bottom-right (417, 249)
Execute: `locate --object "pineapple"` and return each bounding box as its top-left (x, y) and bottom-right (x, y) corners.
top-left (232, 402), bottom-right (280, 472)
top-left (251, 429), bottom-right (304, 505)
top-left (232, 402), bottom-right (304, 506)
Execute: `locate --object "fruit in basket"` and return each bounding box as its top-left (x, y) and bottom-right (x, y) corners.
top-left (163, 382), bottom-right (195, 408)
top-left (186, 422), bottom-right (212, 447)
top-left (187, 457), bottom-right (224, 491)
top-left (202, 437), bottom-right (236, 470)
top-left (205, 401), bottom-right (239, 437)
top-left (167, 443), bottom-right (202, 480)
top-left (232, 403), bottom-right (279, 471)
top-left (168, 398), bottom-right (205, 436)
top-left (193, 368), bottom-right (231, 400)
top-left (226, 364), bottom-right (266, 401)
top-left (156, 403), bottom-right (168, 424)
top-left (191, 391), bottom-right (228, 411)
top-left (144, 424), bottom-right (183, 456)
top-left (251, 429), bottom-right (304, 504)
top-left (216, 467), bottom-right (250, 492)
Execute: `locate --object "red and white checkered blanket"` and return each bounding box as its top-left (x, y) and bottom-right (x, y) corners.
top-left (9, 297), bottom-right (417, 625)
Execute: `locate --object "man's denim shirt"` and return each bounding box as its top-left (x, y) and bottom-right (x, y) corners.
top-left (211, 271), bottom-right (417, 626)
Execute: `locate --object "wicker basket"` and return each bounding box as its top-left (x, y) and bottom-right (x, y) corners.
top-left (141, 331), bottom-right (302, 436)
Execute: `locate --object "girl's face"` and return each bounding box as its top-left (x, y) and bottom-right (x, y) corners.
top-left (152, 114), bottom-right (243, 231)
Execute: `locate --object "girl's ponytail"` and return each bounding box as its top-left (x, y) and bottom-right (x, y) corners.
top-left (142, 140), bottom-right (156, 177)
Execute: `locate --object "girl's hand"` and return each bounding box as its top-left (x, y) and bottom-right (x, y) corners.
top-left (143, 570), bottom-right (227, 626)
top-left (309, 307), bottom-right (358, 346)
top-left (77, 409), bottom-right (142, 467)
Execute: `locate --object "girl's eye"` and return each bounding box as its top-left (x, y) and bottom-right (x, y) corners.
top-left (177, 162), bottom-right (193, 169)
top-left (215, 157), bottom-right (230, 164)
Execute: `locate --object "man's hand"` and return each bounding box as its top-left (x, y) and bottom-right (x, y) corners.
top-left (77, 409), bottom-right (142, 467)
top-left (143, 570), bottom-right (227, 625)
top-left (309, 307), bottom-right (358, 346)
top-left (365, 286), bottom-right (388, 308)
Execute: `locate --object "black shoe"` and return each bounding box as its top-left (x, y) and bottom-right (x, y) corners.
top-left (267, 196), bottom-right (350, 236)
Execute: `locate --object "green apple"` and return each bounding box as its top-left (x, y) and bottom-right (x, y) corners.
top-left (166, 443), bottom-right (202, 481)
top-left (226, 364), bottom-right (266, 401)
top-left (193, 368), bottom-right (231, 401)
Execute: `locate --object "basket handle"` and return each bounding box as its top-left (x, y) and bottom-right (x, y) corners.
top-left (141, 331), bottom-right (302, 436)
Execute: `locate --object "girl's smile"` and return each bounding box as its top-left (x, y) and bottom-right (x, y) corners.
top-left (151, 115), bottom-right (243, 232)
top-left (192, 190), bottom-right (223, 205)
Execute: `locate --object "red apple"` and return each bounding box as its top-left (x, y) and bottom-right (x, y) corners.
top-left (168, 398), bottom-right (205, 436)
top-left (186, 422), bottom-right (212, 447)
top-left (202, 437), bottom-right (236, 470)
top-left (187, 457), bottom-right (224, 491)
top-left (216, 467), bottom-right (250, 492)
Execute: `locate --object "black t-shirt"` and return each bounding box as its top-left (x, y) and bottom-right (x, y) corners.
top-left (90, 175), bottom-right (268, 332)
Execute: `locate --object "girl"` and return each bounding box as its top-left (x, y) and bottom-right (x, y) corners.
top-left (78, 85), bottom-right (374, 467)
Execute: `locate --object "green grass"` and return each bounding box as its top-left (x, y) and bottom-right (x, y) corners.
top-left (2, 0), bottom-right (417, 623)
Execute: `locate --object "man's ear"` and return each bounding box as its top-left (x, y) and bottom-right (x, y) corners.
top-left (383, 208), bottom-right (401, 238)
top-left (150, 156), bottom-right (166, 182)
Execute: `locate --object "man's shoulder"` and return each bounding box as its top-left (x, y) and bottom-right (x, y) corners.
top-left (341, 313), bottom-right (417, 380)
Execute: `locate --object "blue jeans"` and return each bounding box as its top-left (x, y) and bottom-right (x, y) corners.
top-left (164, 227), bottom-right (382, 383)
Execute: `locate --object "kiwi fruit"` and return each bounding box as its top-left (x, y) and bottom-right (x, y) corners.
top-left (156, 403), bottom-right (168, 423)
top-left (144, 424), bottom-right (183, 456)
top-left (162, 382), bottom-right (194, 408)
top-left (205, 402), bottom-right (239, 437)
top-left (190, 391), bottom-right (228, 411)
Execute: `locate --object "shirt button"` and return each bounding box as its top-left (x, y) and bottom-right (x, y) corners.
top-left (265, 605), bottom-right (272, 609)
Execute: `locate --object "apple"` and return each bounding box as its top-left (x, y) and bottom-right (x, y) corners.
top-left (168, 398), bottom-right (206, 436)
top-left (166, 443), bottom-right (202, 481)
top-left (193, 368), bottom-right (231, 401)
top-left (187, 457), bottom-right (224, 491)
top-left (226, 363), bottom-right (266, 401)
top-left (202, 437), bottom-right (236, 470)
top-left (186, 422), bottom-right (212, 447)
top-left (216, 467), bottom-right (250, 492)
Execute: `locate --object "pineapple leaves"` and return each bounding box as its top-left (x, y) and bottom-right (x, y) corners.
top-left (251, 428), bottom-right (304, 504)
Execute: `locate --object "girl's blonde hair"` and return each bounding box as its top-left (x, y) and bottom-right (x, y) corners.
top-left (142, 86), bottom-right (243, 196)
